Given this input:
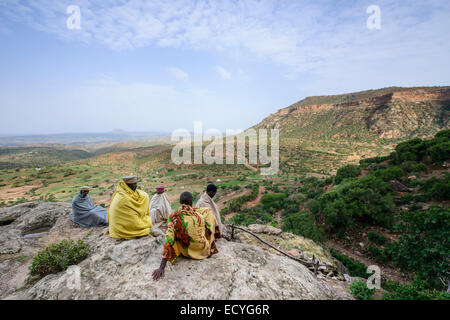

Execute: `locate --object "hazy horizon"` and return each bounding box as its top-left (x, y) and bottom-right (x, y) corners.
top-left (1, 0), bottom-right (450, 135)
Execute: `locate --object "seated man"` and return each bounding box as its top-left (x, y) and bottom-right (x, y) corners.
top-left (107, 176), bottom-right (152, 239)
top-left (150, 186), bottom-right (172, 232)
top-left (72, 186), bottom-right (108, 227)
top-left (196, 184), bottom-right (229, 238)
top-left (152, 192), bottom-right (221, 280)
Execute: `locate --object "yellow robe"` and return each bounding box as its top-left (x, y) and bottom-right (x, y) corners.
top-left (107, 181), bottom-right (152, 239)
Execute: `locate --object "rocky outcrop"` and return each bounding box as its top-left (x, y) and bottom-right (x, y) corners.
top-left (0, 202), bottom-right (353, 300)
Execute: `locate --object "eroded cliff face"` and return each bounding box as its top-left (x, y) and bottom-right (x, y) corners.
top-left (256, 87), bottom-right (450, 140)
top-left (0, 202), bottom-right (353, 300)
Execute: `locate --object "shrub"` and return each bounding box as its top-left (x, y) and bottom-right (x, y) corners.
top-left (360, 155), bottom-right (391, 167)
top-left (387, 206), bottom-right (450, 288)
top-left (305, 199), bottom-right (320, 215)
top-left (396, 194), bottom-right (414, 205)
top-left (335, 165), bottom-right (361, 184)
top-left (260, 193), bottom-right (287, 211)
top-left (318, 176), bottom-right (395, 231)
top-left (229, 205), bottom-right (273, 226)
top-left (330, 249), bottom-right (368, 279)
top-left (434, 129), bottom-right (450, 140)
top-left (28, 238), bottom-right (90, 280)
top-left (393, 138), bottom-right (427, 164)
top-left (371, 166), bottom-right (405, 181)
top-left (350, 280), bottom-right (375, 300)
top-left (382, 277), bottom-right (450, 300)
top-left (430, 182), bottom-right (450, 200)
top-left (429, 142), bottom-right (450, 164)
top-left (368, 246), bottom-right (388, 262)
top-left (281, 211), bottom-right (326, 243)
top-left (368, 232), bottom-right (387, 245)
top-left (400, 161), bottom-right (428, 174)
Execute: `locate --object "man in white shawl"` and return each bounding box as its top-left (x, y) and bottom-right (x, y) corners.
top-left (72, 186), bottom-right (108, 227)
top-left (196, 184), bottom-right (230, 240)
top-left (150, 186), bottom-right (172, 232)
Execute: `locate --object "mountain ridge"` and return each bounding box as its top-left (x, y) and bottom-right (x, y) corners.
top-left (253, 86), bottom-right (450, 173)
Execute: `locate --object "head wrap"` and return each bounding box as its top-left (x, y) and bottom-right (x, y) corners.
top-left (122, 176), bottom-right (138, 184)
top-left (80, 186), bottom-right (90, 191)
top-left (156, 186), bottom-right (165, 193)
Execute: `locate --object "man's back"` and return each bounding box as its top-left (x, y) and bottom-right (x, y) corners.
top-left (108, 181), bottom-right (152, 239)
top-left (163, 205), bottom-right (220, 263)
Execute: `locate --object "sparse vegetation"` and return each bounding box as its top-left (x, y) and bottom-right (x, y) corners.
top-left (335, 165), bottom-right (361, 184)
top-left (28, 238), bottom-right (90, 282)
top-left (350, 280), bottom-right (375, 300)
top-left (282, 211), bottom-right (325, 243)
top-left (330, 249), bottom-right (369, 279)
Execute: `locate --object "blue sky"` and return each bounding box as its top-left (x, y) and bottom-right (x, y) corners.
top-left (0, 0), bottom-right (449, 135)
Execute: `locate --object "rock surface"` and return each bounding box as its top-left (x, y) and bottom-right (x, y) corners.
top-left (1, 202), bottom-right (353, 300)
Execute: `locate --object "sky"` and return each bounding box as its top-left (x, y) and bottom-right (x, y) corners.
top-left (0, 0), bottom-right (449, 135)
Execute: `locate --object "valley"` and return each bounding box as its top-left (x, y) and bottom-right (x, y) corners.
top-left (0, 86), bottom-right (449, 300)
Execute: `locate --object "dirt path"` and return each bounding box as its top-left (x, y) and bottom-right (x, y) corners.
top-left (326, 240), bottom-right (411, 284)
top-left (243, 186), bottom-right (265, 209)
top-left (244, 159), bottom-right (258, 172)
top-left (273, 210), bottom-right (282, 227)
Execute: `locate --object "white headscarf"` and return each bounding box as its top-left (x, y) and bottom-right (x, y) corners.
top-left (150, 192), bottom-right (172, 230)
top-left (196, 192), bottom-right (224, 233)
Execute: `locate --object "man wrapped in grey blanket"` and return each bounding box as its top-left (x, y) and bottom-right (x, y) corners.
top-left (72, 186), bottom-right (108, 227)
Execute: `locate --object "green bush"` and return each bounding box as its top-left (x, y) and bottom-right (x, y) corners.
top-left (368, 232), bottom-right (387, 245)
top-left (335, 165), bottom-right (361, 184)
top-left (368, 246), bottom-right (388, 262)
top-left (350, 280), bottom-right (375, 300)
top-left (330, 249), bottom-right (368, 279)
top-left (391, 130), bottom-right (449, 165)
top-left (382, 277), bottom-right (450, 300)
top-left (387, 206), bottom-right (450, 287)
top-left (318, 176), bottom-right (395, 231)
top-left (394, 138), bottom-right (427, 164)
top-left (395, 194), bottom-right (414, 205)
top-left (229, 204), bottom-right (273, 226)
top-left (434, 129), bottom-right (450, 140)
top-left (430, 182), bottom-right (450, 200)
top-left (371, 166), bottom-right (405, 181)
top-left (400, 161), bottom-right (428, 174)
top-left (360, 155), bottom-right (391, 168)
top-left (429, 142), bottom-right (450, 164)
top-left (281, 211), bottom-right (326, 243)
top-left (28, 238), bottom-right (90, 280)
top-left (260, 193), bottom-right (287, 211)
top-left (305, 199), bottom-right (320, 215)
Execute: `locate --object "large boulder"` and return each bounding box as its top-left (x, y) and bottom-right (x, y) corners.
top-left (1, 202), bottom-right (352, 300)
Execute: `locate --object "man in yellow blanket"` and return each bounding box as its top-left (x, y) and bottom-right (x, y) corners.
top-left (152, 192), bottom-right (221, 280)
top-left (107, 176), bottom-right (152, 239)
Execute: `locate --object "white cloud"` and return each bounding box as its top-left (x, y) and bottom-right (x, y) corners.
top-left (1, 0), bottom-right (450, 78)
top-left (215, 66), bottom-right (231, 79)
top-left (167, 67), bottom-right (189, 81)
